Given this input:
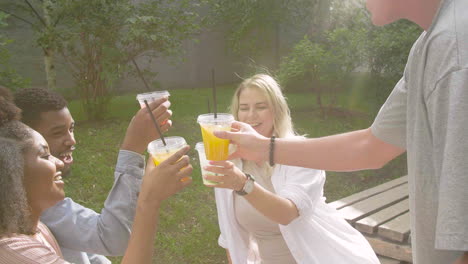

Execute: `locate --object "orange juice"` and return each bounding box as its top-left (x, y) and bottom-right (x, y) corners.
top-left (152, 149), bottom-right (178, 165)
top-left (197, 113), bottom-right (234, 161)
top-left (200, 124), bottom-right (231, 161)
top-left (147, 136), bottom-right (187, 165)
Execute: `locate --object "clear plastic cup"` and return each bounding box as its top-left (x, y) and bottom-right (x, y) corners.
top-left (147, 136), bottom-right (186, 166)
top-left (136, 90), bottom-right (170, 108)
top-left (195, 142), bottom-right (219, 185)
top-left (197, 113), bottom-right (234, 161)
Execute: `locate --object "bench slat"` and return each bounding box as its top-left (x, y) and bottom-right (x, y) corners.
top-left (378, 255), bottom-right (405, 264)
top-left (337, 183), bottom-right (408, 223)
top-left (355, 199), bottom-right (409, 234)
top-left (329, 176), bottom-right (408, 210)
top-left (365, 236), bottom-right (412, 262)
top-left (378, 211), bottom-right (411, 243)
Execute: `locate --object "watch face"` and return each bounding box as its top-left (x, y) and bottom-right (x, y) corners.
top-left (244, 178), bottom-right (255, 194)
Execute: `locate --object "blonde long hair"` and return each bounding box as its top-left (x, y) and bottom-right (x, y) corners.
top-left (230, 74), bottom-right (296, 138)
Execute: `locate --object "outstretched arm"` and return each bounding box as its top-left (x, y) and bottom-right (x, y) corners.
top-left (215, 123), bottom-right (405, 172)
top-left (273, 128), bottom-right (405, 171)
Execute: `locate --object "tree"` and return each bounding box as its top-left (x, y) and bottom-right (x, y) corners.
top-left (277, 26), bottom-right (365, 115)
top-left (0, 0), bottom-right (60, 90)
top-left (53, 0), bottom-right (206, 120)
top-left (366, 20), bottom-right (421, 81)
top-left (277, 2), bottom-right (421, 114)
top-left (0, 12), bottom-right (30, 90)
top-left (210, 0), bottom-right (321, 68)
top-left (2, 0), bottom-right (208, 120)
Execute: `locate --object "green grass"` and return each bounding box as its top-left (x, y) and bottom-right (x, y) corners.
top-left (65, 82), bottom-right (406, 263)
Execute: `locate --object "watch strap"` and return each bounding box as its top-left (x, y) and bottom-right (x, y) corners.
top-left (235, 173), bottom-right (255, 196)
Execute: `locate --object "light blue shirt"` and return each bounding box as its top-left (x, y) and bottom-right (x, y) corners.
top-left (41, 150), bottom-right (145, 264)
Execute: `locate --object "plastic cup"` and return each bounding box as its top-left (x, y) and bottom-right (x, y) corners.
top-left (195, 142), bottom-right (220, 185)
top-left (136, 90), bottom-right (170, 108)
top-left (147, 136), bottom-right (186, 166)
top-left (197, 113), bottom-right (234, 161)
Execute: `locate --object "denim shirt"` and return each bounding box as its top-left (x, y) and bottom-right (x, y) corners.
top-left (40, 150), bottom-right (145, 264)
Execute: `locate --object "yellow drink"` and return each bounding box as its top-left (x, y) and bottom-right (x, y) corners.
top-left (152, 149), bottom-right (178, 165)
top-left (197, 113), bottom-right (234, 161)
top-left (147, 136), bottom-right (187, 166)
top-left (200, 124), bottom-right (231, 161)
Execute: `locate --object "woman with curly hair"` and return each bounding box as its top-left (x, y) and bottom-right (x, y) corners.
top-left (0, 87), bottom-right (34, 238)
top-left (0, 87), bottom-right (193, 263)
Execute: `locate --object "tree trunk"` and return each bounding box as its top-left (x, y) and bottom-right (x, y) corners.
top-left (43, 47), bottom-right (56, 89)
top-left (308, 0), bottom-right (331, 38)
top-left (43, 0), bottom-right (56, 89)
top-left (274, 22), bottom-right (280, 69)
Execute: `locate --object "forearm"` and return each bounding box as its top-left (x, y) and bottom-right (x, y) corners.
top-left (226, 249), bottom-right (233, 264)
top-left (274, 128), bottom-right (405, 171)
top-left (244, 183), bottom-right (299, 225)
top-left (121, 201), bottom-right (160, 264)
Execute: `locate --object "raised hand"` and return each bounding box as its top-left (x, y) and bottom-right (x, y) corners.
top-left (121, 96), bottom-right (173, 154)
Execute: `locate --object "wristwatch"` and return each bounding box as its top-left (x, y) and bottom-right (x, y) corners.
top-left (235, 173), bottom-right (255, 196)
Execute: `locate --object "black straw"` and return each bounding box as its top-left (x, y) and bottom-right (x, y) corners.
top-left (211, 68), bottom-right (217, 118)
top-left (144, 100), bottom-right (166, 146)
top-left (132, 58), bottom-right (151, 91)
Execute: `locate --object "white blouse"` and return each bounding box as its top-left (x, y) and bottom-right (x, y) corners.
top-left (214, 160), bottom-right (380, 264)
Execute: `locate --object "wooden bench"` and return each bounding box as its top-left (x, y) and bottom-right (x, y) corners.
top-left (329, 176), bottom-right (412, 263)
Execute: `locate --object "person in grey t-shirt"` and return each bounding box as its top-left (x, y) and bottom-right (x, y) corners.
top-left (13, 88), bottom-right (173, 264)
top-left (213, 0), bottom-right (468, 263)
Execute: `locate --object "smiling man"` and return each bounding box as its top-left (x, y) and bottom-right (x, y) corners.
top-left (14, 87), bottom-right (172, 264)
top-left (15, 89), bottom-right (76, 176)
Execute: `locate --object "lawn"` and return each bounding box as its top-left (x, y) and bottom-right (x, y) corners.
top-left (65, 81), bottom-right (406, 263)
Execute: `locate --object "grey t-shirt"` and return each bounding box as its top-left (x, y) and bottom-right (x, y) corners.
top-left (371, 0), bottom-right (468, 263)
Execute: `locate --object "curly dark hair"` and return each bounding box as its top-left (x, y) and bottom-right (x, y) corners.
top-left (0, 138), bottom-right (34, 237)
top-left (0, 86), bottom-right (35, 237)
top-left (0, 86), bottom-right (22, 126)
top-left (13, 88), bottom-right (68, 127)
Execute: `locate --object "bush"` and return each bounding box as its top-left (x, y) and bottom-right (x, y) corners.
top-left (277, 6), bottom-right (422, 110)
top-left (0, 12), bottom-right (29, 90)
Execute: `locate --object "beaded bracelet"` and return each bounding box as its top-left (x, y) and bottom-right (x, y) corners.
top-left (269, 136), bottom-right (276, 166)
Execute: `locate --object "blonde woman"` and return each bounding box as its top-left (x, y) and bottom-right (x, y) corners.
top-left (204, 74), bottom-right (379, 264)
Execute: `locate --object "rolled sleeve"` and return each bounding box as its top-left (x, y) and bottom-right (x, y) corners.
top-left (274, 166), bottom-right (325, 220)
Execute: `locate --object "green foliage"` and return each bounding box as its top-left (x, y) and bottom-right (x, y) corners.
top-left (54, 0), bottom-right (207, 120)
top-left (366, 20), bottom-right (421, 81)
top-left (277, 22), bottom-right (365, 113)
top-left (210, 0), bottom-right (319, 62)
top-left (2, 0), bottom-right (206, 120)
top-left (0, 12), bottom-right (30, 90)
top-left (277, 3), bottom-right (422, 111)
